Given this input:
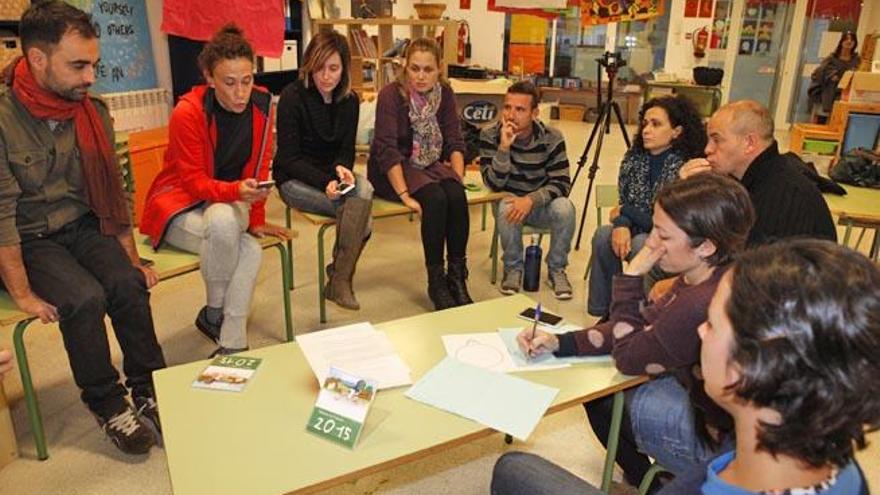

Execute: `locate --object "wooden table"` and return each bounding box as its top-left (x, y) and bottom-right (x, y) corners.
top-left (286, 172), bottom-right (506, 323)
top-left (824, 184), bottom-right (880, 259)
top-left (154, 294), bottom-right (646, 495)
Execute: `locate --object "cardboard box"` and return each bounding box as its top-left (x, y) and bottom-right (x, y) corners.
top-left (838, 71), bottom-right (880, 104)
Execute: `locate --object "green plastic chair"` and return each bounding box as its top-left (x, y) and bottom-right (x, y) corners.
top-left (637, 463), bottom-right (669, 494)
top-left (583, 184), bottom-right (620, 280)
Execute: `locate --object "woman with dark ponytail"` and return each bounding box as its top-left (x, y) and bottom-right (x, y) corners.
top-left (141, 24), bottom-right (290, 357)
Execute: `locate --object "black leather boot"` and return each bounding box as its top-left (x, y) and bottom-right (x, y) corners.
top-left (426, 264), bottom-right (456, 310)
top-left (446, 257), bottom-right (473, 306)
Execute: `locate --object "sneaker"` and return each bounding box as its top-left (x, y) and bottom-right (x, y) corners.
top-left (500, 269), bottom-right (522, 295)
top-left (209, 346), bottom-right (249, 358)
top-left (96, 406), bottom-right (156, 455)
top-left (548, 270), bottom-right (573, 300)
top-left (133, 395), bottom-right (162, 438)
top-left (195, 306), bottom-right (221, 344)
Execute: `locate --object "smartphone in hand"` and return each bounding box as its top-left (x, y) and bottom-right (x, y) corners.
top-left (256, 180), bottom-right (276, 189)
top-left (337, 182), bottom-right (355, 195)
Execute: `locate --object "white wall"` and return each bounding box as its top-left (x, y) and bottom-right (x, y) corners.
top-left (662, 0), bottom-right (717, 78)
top-left (425, 0), bottom-right (506, 71)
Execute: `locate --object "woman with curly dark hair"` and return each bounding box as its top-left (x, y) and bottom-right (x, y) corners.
top-left (588, 95), bottom-right (706, 319)
top-left (494, 239), bottom-right (880, 495)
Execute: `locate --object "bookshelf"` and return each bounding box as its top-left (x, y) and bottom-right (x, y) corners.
top-left (312, 18), bottom-right (458, 94)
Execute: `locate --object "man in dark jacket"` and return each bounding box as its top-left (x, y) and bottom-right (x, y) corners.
top-left (680, 99), bottom-right (836, 245)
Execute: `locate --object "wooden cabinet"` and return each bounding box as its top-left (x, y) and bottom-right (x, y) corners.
top-left (311, 18), bottom-right (458, 94)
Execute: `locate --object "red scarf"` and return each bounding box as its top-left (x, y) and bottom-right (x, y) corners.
top-left (7, 57), bottom-right (129, 236)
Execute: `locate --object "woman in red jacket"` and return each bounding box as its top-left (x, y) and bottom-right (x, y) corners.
top-left (140, 24), bottom-right (289, 357)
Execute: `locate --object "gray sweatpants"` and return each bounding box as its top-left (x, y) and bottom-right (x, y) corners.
top-left (164, 202), bottom-right (261, 349)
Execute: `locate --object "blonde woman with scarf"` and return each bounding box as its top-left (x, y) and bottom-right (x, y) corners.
top-left (367, 37), bottom-right (471, 310)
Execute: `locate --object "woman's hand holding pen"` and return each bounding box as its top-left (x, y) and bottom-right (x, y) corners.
top-left (516, 328), bottom-right (560, 358)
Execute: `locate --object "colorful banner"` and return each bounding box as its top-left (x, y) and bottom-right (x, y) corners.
top-left (580, 0), bottom-right (664, 26)
top-left (508, 44), bottom-right (546, 74)
top-left (510, 14), bottom-right (550, 44)
top-left (161, 0), bottom-right (284, 57)
top-left (495, 0), bottom-right (567, 7)
top-left (488, 0), bottom-right (577, 19)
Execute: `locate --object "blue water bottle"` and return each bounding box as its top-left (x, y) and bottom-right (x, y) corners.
top-left (523, 235), bottom-right (542, 292)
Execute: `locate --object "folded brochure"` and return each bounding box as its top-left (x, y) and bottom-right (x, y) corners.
top-left (192, 355), bottom-right (262, 392)
top-left (307, 366), bottom-right (377, 448)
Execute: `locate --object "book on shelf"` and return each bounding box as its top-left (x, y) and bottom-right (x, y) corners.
top-left (351, 28), bottom-right (378, 59)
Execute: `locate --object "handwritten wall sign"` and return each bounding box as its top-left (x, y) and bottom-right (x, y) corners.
top-left (67, 0), bottom-right (158, 93)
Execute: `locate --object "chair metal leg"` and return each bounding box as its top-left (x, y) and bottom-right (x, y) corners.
top-left (13, 318), bottom-right (48, 460)
top-left (271, 243), bottom-right (294, 342)
top-left (584, 253), bottom-right (593, 280)
top-left (317, 224), bottom-right (332, 324)
top-left (637, 463), bottom-right (668, 495)
top-left (601, 391), bottom-right (625, 493)
top-left (481, 203), bottom-right (487, 231)
top-left (490, 225), bottom-right (500, 284)
top-left (870, 229), bottom-right (879, 261)
top-left (841, 219), bottom-right (853, 247)
top-left (285, 208), bottom-right (295, 289)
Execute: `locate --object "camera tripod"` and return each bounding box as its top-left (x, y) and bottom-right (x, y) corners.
top-left (571, 53), bottom-right (631, 250)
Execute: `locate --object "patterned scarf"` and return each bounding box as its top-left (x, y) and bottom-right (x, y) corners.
top-left (407, 82), bottom-right (442, 169)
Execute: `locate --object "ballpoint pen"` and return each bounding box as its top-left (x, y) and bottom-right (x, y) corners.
top-left (528, 303), bottom-right (541, 360)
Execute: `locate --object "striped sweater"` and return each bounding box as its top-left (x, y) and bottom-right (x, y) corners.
top-left (479, 120), bottom-right (571, 207)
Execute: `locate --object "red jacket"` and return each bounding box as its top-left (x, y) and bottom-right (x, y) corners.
top-left (140, 85), bottom-right (274, 248)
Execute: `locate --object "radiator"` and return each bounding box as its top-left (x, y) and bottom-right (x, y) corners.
top-left (102, 88), bottom-right (171, 133)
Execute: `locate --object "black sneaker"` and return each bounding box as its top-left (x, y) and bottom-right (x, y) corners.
top-left (134, 395), bottom-right (162, 439)
top-left (96, 406), bottom-right (156, 455)
top-left (209, 346), bottom-right (249, 358)
top-left (195, 306), bottom-right (221, 344)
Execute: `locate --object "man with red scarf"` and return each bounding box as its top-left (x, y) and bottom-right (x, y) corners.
top-left (0, 1), bottom-right (165, 455)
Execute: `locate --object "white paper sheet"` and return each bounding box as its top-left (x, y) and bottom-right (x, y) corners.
top-left (405, 357), bottom-right (559, 441)
top-left (296, 322), bottom-right (412, 389)
top-left (441, 333), bottom-right (518, 372)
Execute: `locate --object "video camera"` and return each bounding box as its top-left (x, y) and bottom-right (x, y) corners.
top-left (596, 51), bottom-right (627, 70)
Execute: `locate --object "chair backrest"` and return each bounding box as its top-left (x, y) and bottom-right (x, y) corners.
top-left (594, 184), bottom-right (620, 226)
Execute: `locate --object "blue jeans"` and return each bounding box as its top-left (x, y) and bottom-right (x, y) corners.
top-left (587, 225), bottom-right (648, 316)
top-left (278, 173), bottom-right (374, 234)
top-left (496, 197), bottom-right (575, 272)
top-left (629, 375), bottom-right (724, 475)
top-left (491, 452), bottom-right (603, 495)
top-left (585, 375), bottom-right (724, 488)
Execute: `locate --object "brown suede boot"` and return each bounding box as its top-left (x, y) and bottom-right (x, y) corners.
top-left (325, 197), bottom-right (371, 310)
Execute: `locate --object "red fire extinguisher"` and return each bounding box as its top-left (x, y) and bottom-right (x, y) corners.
top-left (457, 21), bottom-right (470, 64)
top-left (693, 26), bottom-right (709, 58)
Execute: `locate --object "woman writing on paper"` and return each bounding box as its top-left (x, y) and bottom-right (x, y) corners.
top-left (141, 25), bottom-right (289, 357)
top-left (519, 174), bottom-right (754, 490)
top-left (496, 239), bottom-right (880, 494)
